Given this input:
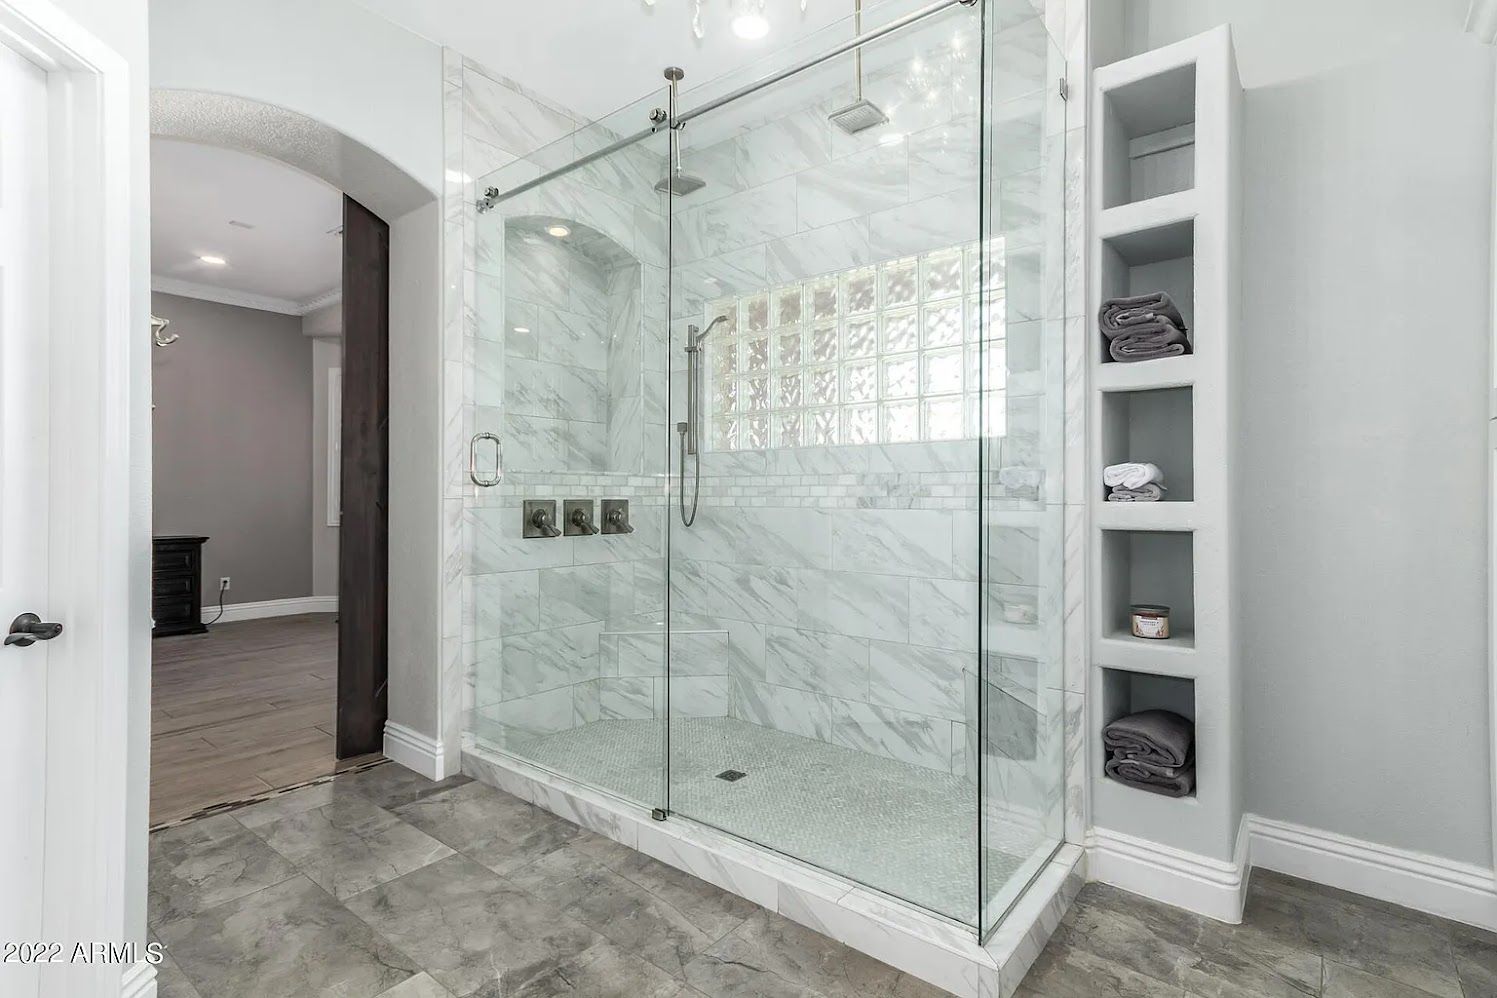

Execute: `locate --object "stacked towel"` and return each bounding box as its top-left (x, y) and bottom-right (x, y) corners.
top-left (1099, 292), bottom-right (1191, 363)
top-left (1103, 709), bottom-right (1195, 798)
top-left (1103, 462), bottom-right (1165, 502)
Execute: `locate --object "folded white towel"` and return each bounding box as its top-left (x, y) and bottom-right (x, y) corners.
top-left (1103, 462), bottom-right (1164, 490)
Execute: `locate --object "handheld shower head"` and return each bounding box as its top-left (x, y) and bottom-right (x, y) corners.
top-left (689, 314), bottom-right (730, 350)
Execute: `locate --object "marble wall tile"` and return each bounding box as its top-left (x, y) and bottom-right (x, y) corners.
top-left (869, 641), bottom-right (967, 722)
top-left (867, 187), bottom-right (980, 261)
top-left (501, 622), bottom-right (604, 700)
top-left (674, 176), bottom-right (799, 264)
top-left (797, 142), bottom-right (910, 230)
top-left (910, 577), bottom-right (979, 652)
top-left (671, 559), bottom-right (798, 627)
top-left (831, 509), bottom-right (954, 578)
top-left (737, 107), bottom-right (834, 188)
top-left (463, 69), bottom-right (579, 164)
top-left (794, 569), bottom-right (910, 644)
top-left (908, 117), bottom-right (981, 203)
top-left (765, 626), bottom-right (870, 700)
top-left (731, 677), bottom-right (838, 743)
top-left (467, 506), bottom-right (575, 574)
top-left (538, 563), bottom-right (631, 628)
top-left (475, 687), bottom-right (575, 742)
top-left (831, 699), bottom-right (954, 773)
top-left (671, 675), bottom-right (731, 718)
top-left (765, 217), bottom-right (873, 285)
top-left (600, 676), bottom-right (659, 720)
top-left (673, 507), bottom-right (831, 569)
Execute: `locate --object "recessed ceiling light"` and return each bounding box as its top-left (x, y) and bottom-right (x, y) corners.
top-left (732, 11), bottom-right (769, 39)
top-left (546, 224), bottom-right (571, 238)
top-left (513, 326), bottom-right (531, 334)
top-left (199, 255), bottom-right (227, 266)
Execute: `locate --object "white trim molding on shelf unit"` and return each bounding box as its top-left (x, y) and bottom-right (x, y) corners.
top-left (152, 274), bottom-right (341, 316)
top-left (1090, 813), bottom-right (1497, 932)
top-left (1086, 25), bottom-right (1245, 920)
top-left (200, 595), bottom-right (337, 624)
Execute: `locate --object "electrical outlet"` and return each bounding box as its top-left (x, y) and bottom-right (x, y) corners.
top-left (219, 576), bottom-right (231, 592)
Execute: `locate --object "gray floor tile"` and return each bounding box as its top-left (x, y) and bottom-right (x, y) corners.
top-left (393, 780), bottom-right (582, 876)
top-left (343, 853), bottom-right (602, 998)
top-left (1450, 922), bottom-right (1497, 998)
top-left (692, 909), bottom-right (947, 998)
top-left (375, 972), bottom-right (459, 998)
top-left (1244, 876), bottom-right (1462, 998)
top-left (1017, 937), bottom-right (1186, 997)
top-left (157, 874), bottom-right (419, 998)
top-left (486, 938), bottom-right (684, 998)
top-left (337, 761), bottom-right (474, 811)
top-left (231, 780), bottom-right (366, 830)
top-left (153, 952), bottom-right (204, 998)
top-left (249, 792), bottom-right (455, 900)
top-left (1323, 960), bottom-right (1448, 998)
top-left (1068, 883), bottom-right (1323, 997)
top-left (148, 814), bottom-right (299, 926)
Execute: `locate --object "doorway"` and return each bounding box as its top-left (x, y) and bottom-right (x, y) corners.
top-left (148, 139), bottom-right (390, 825)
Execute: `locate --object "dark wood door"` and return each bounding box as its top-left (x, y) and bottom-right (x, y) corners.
top-left (337, 196), bottom-right (389, 757)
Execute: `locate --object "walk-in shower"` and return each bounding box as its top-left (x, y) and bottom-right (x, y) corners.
top-left (463, 0), bottom-right (1066, 942)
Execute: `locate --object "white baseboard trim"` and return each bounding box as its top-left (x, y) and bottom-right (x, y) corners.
top-left (1087, 823), bottom-right (1249, 924)
top-left (121, 958), bottom-right (157, 998)
top-left (1247, 815), bottom-right (1497, 931)
top-left (384, 721), bottom-right (447, 781)
top-left (203, 596), bottom-right (337, 624)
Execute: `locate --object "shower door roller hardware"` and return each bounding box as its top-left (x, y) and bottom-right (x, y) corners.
top-left (523, 499), bottom-right (562, 539)
top-left (469, 432), bottom-right (503, 487)
top-left (601, 499), bottom-right (635, 535)
top-left (651, 808), bottom-right (668, 822)
top-left (563, 499), bottom-right (600, 537)
top-left (5, 612), bottom-right (63, 648)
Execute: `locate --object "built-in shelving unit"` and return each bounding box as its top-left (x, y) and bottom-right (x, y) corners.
top-left (1087, 26), bottom-right (1243, 920)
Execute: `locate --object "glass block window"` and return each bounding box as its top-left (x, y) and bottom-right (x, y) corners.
top-left (705, 242), bottom-right (1005, 450)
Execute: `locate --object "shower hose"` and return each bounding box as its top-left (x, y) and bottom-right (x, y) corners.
top-left (679, 426), bottom-right (701, 527)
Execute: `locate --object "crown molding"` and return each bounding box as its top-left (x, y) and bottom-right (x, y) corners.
top-left (1468, 0), bottom-right (1497, 43)
top-left (152, 276), bottom-right (342, 316)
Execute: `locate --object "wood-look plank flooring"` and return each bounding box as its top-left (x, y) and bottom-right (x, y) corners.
top-left (151, 614), bottom-right (376, 826)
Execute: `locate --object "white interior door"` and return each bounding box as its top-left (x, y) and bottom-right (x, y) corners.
top-left (0, 35), bottom-right (53, 998)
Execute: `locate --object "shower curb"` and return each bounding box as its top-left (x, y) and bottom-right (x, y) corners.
top-left (462, 740), bottom-right (1084, 997)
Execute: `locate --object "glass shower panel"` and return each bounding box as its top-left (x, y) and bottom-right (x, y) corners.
top-left (465, 93), bottom-right (674, 811)
top-left (665, 0), bottom-right (990, 926)
top-left (978, 7), bottom-right (1069, 935)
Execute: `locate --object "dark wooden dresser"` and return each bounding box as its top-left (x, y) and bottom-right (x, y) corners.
top-left (152, 535), bottom-right (209, 637)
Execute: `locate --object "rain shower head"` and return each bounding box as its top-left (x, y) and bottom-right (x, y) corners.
top-left (829, 0), bottom-right (889, 135)
top-left (828, 98), bottom-right (889, 134)
top-left (655, 171), bottom-right (708, 196)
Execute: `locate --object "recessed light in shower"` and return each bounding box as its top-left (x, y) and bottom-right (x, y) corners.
top-left (878, 132), bottom-right (905, 147)
top-left (513, 326), bottom-right (531, 334)
top-left (546, 224), bottom-right (571, 238)
top-left (198, 254), bottom-right (227, 266)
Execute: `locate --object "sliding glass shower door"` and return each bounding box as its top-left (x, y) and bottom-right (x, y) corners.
top-left (466, 93), bottom-right (675, 813)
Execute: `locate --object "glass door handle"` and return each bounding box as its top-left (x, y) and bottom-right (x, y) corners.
top-left (6, 612), bottom-right (63, 647)
top-left (469, 432), bottom-right (503, 487)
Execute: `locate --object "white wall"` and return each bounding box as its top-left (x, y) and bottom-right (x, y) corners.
top-left (149, 0), bottom-right (443, 193)
top-left (388, 199), bottom-right (443, 738)
top-left (1118, 0), bottom-right (1495, 867)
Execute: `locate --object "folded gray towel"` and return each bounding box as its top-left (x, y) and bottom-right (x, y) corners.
top-left (1099, 292), bottom-right (1188, 335)
top-left (1103, 709), bottom-right (1193, 768)
top-left (1107, 483), bottom-right (1165, 502)
top-left (1108, 318), bottom-right (1191, 362)
top-left (1105, 757), bottom-right (1196, 798)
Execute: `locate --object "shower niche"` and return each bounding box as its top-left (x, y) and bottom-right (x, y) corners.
top-left (492, 216), bottom-right (659, 475)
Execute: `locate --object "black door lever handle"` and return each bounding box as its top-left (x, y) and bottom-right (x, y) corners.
top-left (6, 612), bottom-right (63, 647)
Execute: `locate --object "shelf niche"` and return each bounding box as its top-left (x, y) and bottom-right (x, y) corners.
top-left (1101, 386), bottom-right (1193, 501)
top-left (1100, 529), bottom-right (1195, 646)
top-left (1100, 667), bottom-right (1196, 797)
top-left (1101, 63), bottom-right (1197, 209)
top-left (1099, 218), bottom-right (1195, 363)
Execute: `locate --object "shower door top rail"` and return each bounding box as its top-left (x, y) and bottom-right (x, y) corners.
top-left (479, 0), bottom-right (977, 208)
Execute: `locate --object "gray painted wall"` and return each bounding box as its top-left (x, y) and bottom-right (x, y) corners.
top-left (151, 292), bottom-right (315, 605)
top-left (1118, 0), bottom-right (1494, 866)
top-left (307, 310), bottom-right (342, 599)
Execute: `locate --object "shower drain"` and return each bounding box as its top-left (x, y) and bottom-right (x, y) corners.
top-left (716, 769), bottom-right (747, 782)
